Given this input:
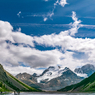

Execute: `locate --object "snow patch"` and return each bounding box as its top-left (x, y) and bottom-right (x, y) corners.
top-left (37, 66), bottom-right (68, 83)
top-left (74, 72), bottom-right (88, 78)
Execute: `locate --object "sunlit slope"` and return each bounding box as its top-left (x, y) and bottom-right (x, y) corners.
top-left (0, 64), bottom-right (41, 92)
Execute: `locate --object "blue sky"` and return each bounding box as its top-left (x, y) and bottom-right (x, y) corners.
top-left (0, 0), bottom-right (95, 75)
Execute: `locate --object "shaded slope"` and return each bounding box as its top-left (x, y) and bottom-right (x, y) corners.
top-left (0, 64), bottom-right (41, 92)
top-left (58, 72), bottom-right (95, 92)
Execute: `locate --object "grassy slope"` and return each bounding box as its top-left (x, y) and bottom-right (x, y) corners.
top-left (0, 64), bottom-right (41, 92)
top-left (6, 72), bottom-right (41, 92)
top-left (58, 72), bottom-right (95, 92)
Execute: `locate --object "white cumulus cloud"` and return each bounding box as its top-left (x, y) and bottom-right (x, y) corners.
top-left (1, 11), bottom-right (95, 75)
top-left (4, 66), bottom-right (43, 76)
top-left (59, 0), bottom-right (68, 7)
top-left (0, 20), bottom-right (34, 47)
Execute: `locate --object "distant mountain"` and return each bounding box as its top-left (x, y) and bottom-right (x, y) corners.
top-left (58, 72), bottom-right (95, 92)
top-left (16, 73), bottom-right (43, 89)
top-left (16, 66), bottom-right (84, 91)
top-left (74, 64), bottom-right (95, 76)
top-left (0, 64), bottom-right (41, 92)
top-left (16, 73), bottom-right (37, 82)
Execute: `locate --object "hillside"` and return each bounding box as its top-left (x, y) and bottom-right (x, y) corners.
top-left (0, 64), bottom-right (41, 92)
top-left (58, 72), bottom-right (95, 92)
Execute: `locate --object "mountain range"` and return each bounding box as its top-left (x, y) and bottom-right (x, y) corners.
top-left (16, 66), bottom-right (84, 91)
top-left (16, 64), bottom-right (95, 91)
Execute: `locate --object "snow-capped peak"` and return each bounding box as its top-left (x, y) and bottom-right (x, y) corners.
top-left (37, 66), bottom-right (70, 83)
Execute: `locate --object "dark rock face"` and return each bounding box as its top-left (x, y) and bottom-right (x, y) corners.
top-left (32, 73), bottom-right (37, 77)
top-left (74, 64), bottom-right (95, 76)
top-left (37, 66), bottom-right (55, 77)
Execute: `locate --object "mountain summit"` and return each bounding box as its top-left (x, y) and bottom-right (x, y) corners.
top-left (74, 64), bottom-right (95, 76)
